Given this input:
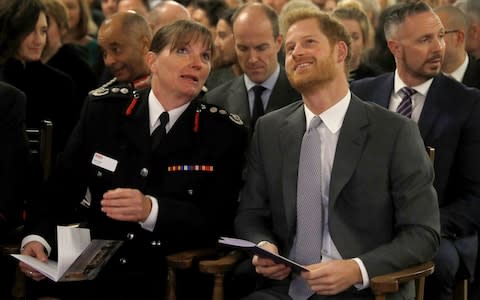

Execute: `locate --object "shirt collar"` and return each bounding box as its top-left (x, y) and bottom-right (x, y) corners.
top-left (244, 64), bottom-right (280, 92)
top-left (304, 90), bottom-right (351, 134)
top-left (444, 54), bottom-right (469, 82)
top-left (394, 70), bottom-right (434, 97)
top-left (148, 90), bottom-right (190, 132)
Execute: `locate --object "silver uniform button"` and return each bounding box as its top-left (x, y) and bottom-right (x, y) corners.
top-left (111, 87), bottom-right (120, 93)
top-left (151, 240), bottom-right (161, 247)
top-left (119, 257), bottom-right (127, 264)
top-left (126, 233), bottom-right (134, 240)
top-left (96, 171), bottom-right (102, 177)
top-left (140, 168), bottom-right (149, 177)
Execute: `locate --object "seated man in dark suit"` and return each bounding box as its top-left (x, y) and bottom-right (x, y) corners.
top-left (435, 5), bottom-right (480, 89)
top-left (204, 3), bottom-right (301, 135)
top-left (350, 2), bottom-right (480, 300)
top-left (0, 82), bottom-right (29, 299)
top-left (236, 7), bottom-right (440, 300)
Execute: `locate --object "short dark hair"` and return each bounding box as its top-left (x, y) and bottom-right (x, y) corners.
top-left (150, 19), bottom-right (214, 58)
top-left (383, 1), bottom-right (432, 40)
top-left (194, 0), bottom-right (228, 27)
top-left (0, 0), bottom-right (45, 64)
top-left (232, 3), bottom-right (280, 38)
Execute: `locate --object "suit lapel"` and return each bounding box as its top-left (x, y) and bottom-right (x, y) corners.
top-left (418, 76), bottom-right (444, 139)
top-left (227, 77), bottom-right (250, 124)
top-left (329, 96), bottom-right (369, 207)
top-left (267, 66), bottom-right (301, 113)
top-left (279, 103), bottom-right (305, 238)
top-left (122, 90), bottom-right (150, 156)
top-left (153, 101), bottom-right (196, 157)
top-left (368, 73), bottom-right (394, 108)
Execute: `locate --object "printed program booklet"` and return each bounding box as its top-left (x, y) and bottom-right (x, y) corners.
top-left (218, 237), bottom-right (309, 273)
top-left (12, 226), bottom-right (123, 282)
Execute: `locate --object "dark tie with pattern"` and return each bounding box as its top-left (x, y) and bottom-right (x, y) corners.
top-left (397, 87), bottom-right (417, 118)
top-left (289, 116), bottom-right (323, 300)
top-left (151, 111), bottom-right (169, 150)
top-left (251, 85), bottom-right (266, 128)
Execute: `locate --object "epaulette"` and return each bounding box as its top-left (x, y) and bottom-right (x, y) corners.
top-left (89, 85), bottom-right (132, 99)
top-left (89, 77), bottom-right (122, 97)
top-left (198, 103), bottom-right (244, 126)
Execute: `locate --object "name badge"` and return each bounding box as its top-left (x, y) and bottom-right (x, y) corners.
top-left (92, 152), bottom-right (118, 172)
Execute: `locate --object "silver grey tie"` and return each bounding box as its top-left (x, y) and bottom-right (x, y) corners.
top-left (289, 116), bottom-right (323, 300)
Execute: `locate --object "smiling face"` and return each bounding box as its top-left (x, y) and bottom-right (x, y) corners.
top-left (147, 37), bottom-right (212, 107)
top-left (285, 18), bottom-right (339, 93)
top-left (388, 11), bottom-right (445, 85)
top-left (97, 15), bottom-right (150, 82)
top-left (17, 12), bottom-right (48, 63)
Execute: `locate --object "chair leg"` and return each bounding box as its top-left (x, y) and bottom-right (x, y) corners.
top-left (453, 279), bottom-right (468, 300)
top-left (11, 266), bottom-right (26, 300)
top-left (416, 277), bottom-right (425, 300)
top-left (166, 266), bottom-right (177, 300)
top-left (212, 273), bottom-right (224, 300)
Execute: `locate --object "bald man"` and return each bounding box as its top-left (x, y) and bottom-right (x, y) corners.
top-left (436, 5), bottom-right (480, 89)
top-left (147, 1), bottom-right (190, 34)
top-left (117, 0), bottom-right (150, 17)
top-left (96, 11), bottom-right (152, 90)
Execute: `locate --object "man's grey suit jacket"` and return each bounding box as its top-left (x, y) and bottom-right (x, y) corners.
top-left (204, 66), bottom-right (301, 132)
top-left (235, 95), bottom-right (440, 299)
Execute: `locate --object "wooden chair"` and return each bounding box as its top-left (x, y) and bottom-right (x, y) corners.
top-left (0, 120), bottom-right (54, 300)
top-left (26, 120), bottom-right (54, 181)
top-left (370, 261), bottom-right (434, 300)
top-left (165, 248), bottom-right (243, 300)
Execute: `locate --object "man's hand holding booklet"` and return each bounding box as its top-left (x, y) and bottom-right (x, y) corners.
top-left (218, 237), bottom-right (309, 273)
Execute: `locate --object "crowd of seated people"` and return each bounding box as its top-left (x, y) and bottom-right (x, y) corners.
top-left (1, 0), bottom-right (480, 299)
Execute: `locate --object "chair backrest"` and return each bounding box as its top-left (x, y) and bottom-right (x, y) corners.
top-left (26, 120), bottom-right (53, 181)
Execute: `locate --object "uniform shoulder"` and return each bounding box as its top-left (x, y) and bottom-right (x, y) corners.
top-left (197, 101), bottom-right (245, 128)
top-left (88, 83), bottom-right (133, 102)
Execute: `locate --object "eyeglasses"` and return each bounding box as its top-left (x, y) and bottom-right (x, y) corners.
top-left (444, 30), bottom-right (459, 34)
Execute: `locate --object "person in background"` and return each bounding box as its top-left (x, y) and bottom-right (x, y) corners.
top-left (205, 8), bottom-right (243, 90)
top-left (205, 3), bottom-right (300, 135)
top-left (464, 0), bottom-right (480, 60)
top-left (117, 0), bottom-right (150, 17)
top-left (350, 2), bottom-right (480, 300)
top-left (96, 11), bottom-right (152, 89)
top-left (191, 0), bottom-right (228, 49)
top-left (62, 0), bottom-right (105, 77)
top-left (0, 0), bottom-right (76, 161)
top-left (236, 7), bottom-right (439, 300)
top-left (19, 19), bottom-right (248, 300)
top-left (333, 2), bottom-right (378, 81)
top-left (100, 0), bottom-right (119, 18)
top-left (41, 0), bottom-right (98, 110)
top-left (0, 82), bottom-right (29, 300)
top-left (147, 0), bottom-right (190, 34)
top-left (435, 5), bottom-right (480, 89)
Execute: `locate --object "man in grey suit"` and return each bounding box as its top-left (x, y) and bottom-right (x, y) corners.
top-left (235, 8), bottom-right (440, 300)
top-left (204, 3), bottom-right (300, 133)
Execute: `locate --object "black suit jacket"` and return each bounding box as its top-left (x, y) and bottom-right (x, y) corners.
top-left (351, 73), bottom-right (480, 275)
top-left (0, 58), bottom-right (77, 157)
top-left (462, 56), bottom-right (480, 90)
top-left (0, 82), bottom-right (28, 236)
top-left (27, 86), bottom-right (248, 298)
top-left (204, 66), bottom-right (301, 134)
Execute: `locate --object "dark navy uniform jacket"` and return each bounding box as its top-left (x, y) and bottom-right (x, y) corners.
top-left (26, 86), bottom-right (248, 299)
